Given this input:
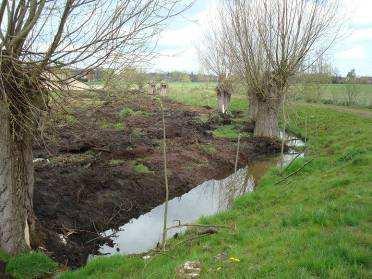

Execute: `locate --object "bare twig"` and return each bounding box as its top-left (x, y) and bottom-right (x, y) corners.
top-left (234, 133), bottom-right (241, 173)
top-left (85, 229), bottom-right (124, 245)
top-left (275, 158), bottom-right (314, 185)
top-left (283, 153), bottom-right (302, 172)
top-left (166, 223), bottom-right (232, 232)
top-left (281, 94), bottom-right (287, 170)
top-left (173, 233), bottom-right (212, 248)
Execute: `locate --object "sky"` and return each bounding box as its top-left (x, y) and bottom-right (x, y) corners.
top-left (150, 0), bottom-right (372, 77)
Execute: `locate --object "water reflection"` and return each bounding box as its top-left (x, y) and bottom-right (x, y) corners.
top-left (98, 167), bottom-right (253, 256)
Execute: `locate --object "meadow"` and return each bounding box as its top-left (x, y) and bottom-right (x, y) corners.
top-left (290, 83), bottom-right (372, 108)
top-left (168, 81), bottom-right (372, 109)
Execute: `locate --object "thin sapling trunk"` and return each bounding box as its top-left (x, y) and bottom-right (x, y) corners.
top-left (160, 98), bottom-right (169, 249)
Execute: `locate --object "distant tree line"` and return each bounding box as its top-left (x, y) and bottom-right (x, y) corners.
top-left (65, 68), bottom-right (217, 83)
top-left (294, 68), bottom-right (372, 85)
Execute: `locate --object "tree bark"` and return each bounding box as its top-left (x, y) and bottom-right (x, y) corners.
top-left (216, 83), bottom-right (231, 114)
top-left (254, 93), bottom-right (283, 138)
top-left (160, 83), bottom-right (167, 97)
top-left (148, 82), bottom-right (156, 95)
top-left (247, 91), bottom-right (258, 123)
top-left (0, 101), bottom-right (34, 255)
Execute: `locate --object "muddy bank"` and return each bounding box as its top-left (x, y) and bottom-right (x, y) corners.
top-left (32, 90), bottom-right (283, 268)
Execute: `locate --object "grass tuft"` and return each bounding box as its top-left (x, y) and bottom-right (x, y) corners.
top-left (6, 252), bottom-right (58, 279)
top-left (119, 107), bottom-right (135, 118)
top-left (133, 163), bottom-right (152, 174)
top-left (212, 125), bottom-right (240, 139)
top-left (199, 143), bottom-right (217, 155)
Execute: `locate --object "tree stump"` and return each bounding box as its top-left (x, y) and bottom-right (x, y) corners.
top-left (216, 86), bottom-right (231, 114)
top-left (216, 74), bottom-right (232, 114)
top-left (148, 81), bottom-right (156, 95)
top-left (160, 82), bottom-right (168, 96)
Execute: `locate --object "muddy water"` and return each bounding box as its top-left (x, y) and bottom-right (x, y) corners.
top-left (97, 134), bottom-right (305, 256)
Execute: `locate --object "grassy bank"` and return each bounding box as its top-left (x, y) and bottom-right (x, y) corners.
top-left (59, 95), bottom-right (371, 277)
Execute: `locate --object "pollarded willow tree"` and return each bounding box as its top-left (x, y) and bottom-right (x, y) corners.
top-left (199, 21), bottom-right (234, 114)
top-left (0, 0), bottom-right (191, 255)
top-left (222, 0), bottom-right (340, 137)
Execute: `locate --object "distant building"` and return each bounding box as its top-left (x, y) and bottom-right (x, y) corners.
top-left (69, 68), bottom-right (104, 82)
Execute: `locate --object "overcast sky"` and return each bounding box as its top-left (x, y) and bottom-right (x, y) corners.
top-left (150, 0), bottom-right (372, 77)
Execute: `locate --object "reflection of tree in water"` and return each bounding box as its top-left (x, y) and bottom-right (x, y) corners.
top-left (213, 135), bottom-right (306, 211)
top-left (217, 167), bottom-right (254, 210)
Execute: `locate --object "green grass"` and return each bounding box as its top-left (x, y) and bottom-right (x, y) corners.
top-left (66, 114), bottom-right (78, 125)
top-left (168, 82), bottom-right (248, 112)
top-left (199, 143), bottom-right (217, 155)
top-left (168, 81), bottom-right (372, 109)
top-left (131, 128), bottom-right (145, 140)
top-left (99, 120), bottom-right (125, 130)
top-left (108, 159), bottom-right (126, 166)
top-left (113, 122), bottom-right (124, 130)
top-left (119, 107), bottom-right (152, 118)
top-left (119, 107), bottom-right (135, 118)
top-left (0, 249), bottom-right (10, 262)
top-left (133, 163), bottom-right (152, 174)
top-left (290, 83), bottom-right (372, 108)
top-left (1, 251), bottom-right (58, 279)
top-left (212, 124), bottom-right (250, 139)
top-left (61, 84), bottom-right (372, 278)
top-left (212, 125), bottom-right (241, 139)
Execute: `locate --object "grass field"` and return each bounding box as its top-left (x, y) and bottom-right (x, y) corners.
top-left (167, 82), bottom-right (248, 112)
top-left (290, 84), bottom-right (372, 108)
top-left (168, 81), bottom-right (372, 109)
top-left (1, 83), bottom-right (371, 278)
top-left (58, 85), bottom-right (371, 278)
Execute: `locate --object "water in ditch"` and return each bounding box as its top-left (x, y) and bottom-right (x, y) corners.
top-left (97, 134), bottom-right (305, 256)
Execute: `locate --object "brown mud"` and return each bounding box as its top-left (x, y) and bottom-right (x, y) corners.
top-left (32, 90), bottom-right (283, 268)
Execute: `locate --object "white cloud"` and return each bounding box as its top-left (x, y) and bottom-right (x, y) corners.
top-left (152, 48), bottom-right (199, 72)
top-left (336, 46), bottom-right (366, 60)
top-left (341, 0), bottom-right (372, 27)
top-left (149, 0), bottom-right (219, 72)
top-left (332, 0), bottom-right (372, 75)
top-left (348, 28), bottom-right (372, 42)
top-left (151, 0), bottom-right (372, 75)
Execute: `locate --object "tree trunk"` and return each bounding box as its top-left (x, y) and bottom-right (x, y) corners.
top-left (216, 84), bottom-right (231, 114)
top-left (0, 101), bottom-right (34, 255)
top-left (254, 94), bottom-right (283, 138)
top-left (247, 91), bottom-right (258, 122)
top-left (160, 83), bottom-right (167, 97)
top-left (148, 82), bottom-right (156, 95)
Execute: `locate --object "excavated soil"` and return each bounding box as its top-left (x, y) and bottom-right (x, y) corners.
top-left (32, 90), bottom-right (283, 268)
